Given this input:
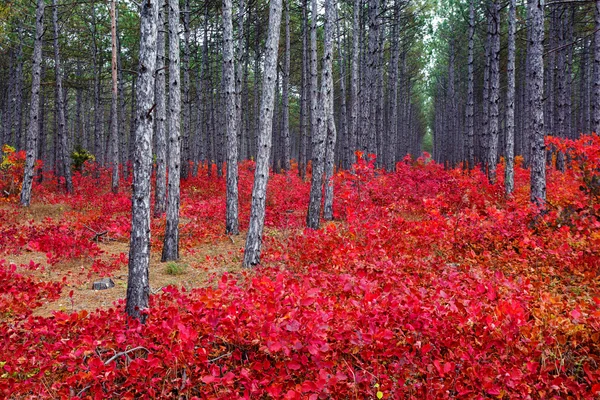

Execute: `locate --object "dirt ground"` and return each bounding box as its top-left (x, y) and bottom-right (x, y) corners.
top-left (3, 203), bottom-right (247, 317)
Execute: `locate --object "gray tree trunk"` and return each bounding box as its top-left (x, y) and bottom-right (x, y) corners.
top-left (181, 0), bottom-right (191, 179)
top-left (91, 6), bottom-right (103, 168)
top-left (505, 0), bottom-right (516, 195)
top-left (528, 0), bottom-right (546, 205)
top-left (349, 0), bottom-right (360, 162)
top-left (20, 0), bottom-right (45, 207)
top-left (52, 0), bottom-right (73, 193)
top-left (334, 5), bottom-right (349, 170)
top-left (117, 20), bottom-right (128, 178)
top-left (323, 0), bottom-right (338, 220)
top-left (236, 0), bottom-right (246, 160)
top-left (110, 0), bottom-right (120, 193)
top-left (307, 0), bottom-right (336, 229)
top-left (126, 0), bottom-right (158, 322)
top-left (481, 11), bottom-right (492, 169)
top-left (223, 0), bottom-right (239, 235)
top-left (154, 0), bottom-right (167, 217)
top-left (242, 0), bottom-right (283, 267)
top-left (387, 0), bottom-right (400, 171)
top-left (487, 0), bottom-right (500, 182)
top-left (162, 0), bottom-right (182, 261)
top-left (282, 0), bottom-right (291, 171)
top-left (13, 28), bottom-right (24, 149)
top-left (594, 1), bottom-right (600, 134)
top-left (365, 0), bottom-right (379, 156)
top-left (299, 0), bottom-right (309, 179)
top-left (466, 0), bottom-right (475, 170)
top-left (309, 0), bottom-right (318, 170)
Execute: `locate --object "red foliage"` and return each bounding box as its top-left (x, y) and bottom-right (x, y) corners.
top-left (0, 138), bottom-right (599, 398)
top-left (0, 260), bottom-right (62, 319)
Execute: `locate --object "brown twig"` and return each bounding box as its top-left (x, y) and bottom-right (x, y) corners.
top-left (103, 346), bottom-right (150, 365)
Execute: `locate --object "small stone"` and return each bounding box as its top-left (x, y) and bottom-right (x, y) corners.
top-left (92, 278), bottom-right (115, 290)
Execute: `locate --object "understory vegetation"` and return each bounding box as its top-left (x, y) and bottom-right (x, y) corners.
top-left (1, 135), bottom-right (600, 398)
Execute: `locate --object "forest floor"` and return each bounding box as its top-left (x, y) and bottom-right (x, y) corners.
top-left (1, 202), bottom-right (249, 317)
top-left (1, 143), bottom-right (600, 398)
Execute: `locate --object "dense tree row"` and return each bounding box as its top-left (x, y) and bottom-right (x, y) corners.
top-left (0, 0), bottom-right (429, 179)
top-left (430, 0), bottom-right (600, 202)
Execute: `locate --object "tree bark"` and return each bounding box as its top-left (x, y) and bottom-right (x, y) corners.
top-left (487, 0), bottom-right (500, 182)
top-left (110, 0), bottom-right (120, 193)
top-left (162, 0), bottom-right (182, 262)
top-left (242, 0), bottom-right (283, 267)
top-left (307, 0), bottom-right (336, 229)
top-left (594, 1), bottom-right (600, 134)
top-left (52, 0), bottom-right (73, 193)
top-left (282, 0), bottom-right (291, 171)
top-left (126, 0), bottom-right (158, 322)
top-left (323, 0), bottom-right (338, 220)
top-left (20, 0), bottom-right (45, 207)
top-left (299, 0), bottom-right (309, 179)
top-left (528, 0), bottom-right (546, 205)
top-left (181, 0), bottom-right (191, 179)
top-left (505, 0), bottom-right (516, 195)
top-left (349, 0), bottom-right (360, 163)
top-left (466, 0), bottom-right (475, 170)
top-left (366, 0), bottom-right (379, 157)
top-left (223, 0), bottom-right (239, 235)
top-left (154, 0), bottom-right (167, 217)
top-left (309, 0), bottom-right (318, 170)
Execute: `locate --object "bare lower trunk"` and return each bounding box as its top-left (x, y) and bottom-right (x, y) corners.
top-left (162, 0), bottom-right (182, 261)
top-left (299, 0), bottom-right (309, 180)
top-left (594, 1), bottom-right (600, 134)
top-left (126, 0), bottom-right (158, 322)
top-left (20, 0), bottom-right (45, 207)
top-left (223, 0), bottom-right (239, 235)
top-left (528, 0), bottom-right (546, 205)
top-left (154, 0), bottom-right (167, 217)
top-left (466, 0), bottom-right (475, 170)
top-left (110, 0), bottom-right (120, 193)
top-left (181, 0), bottom-right (191, 179)
top-left (505, 0), bottom-right (516, 195)
top-left (282, 0), bottom-right (291, 171)
top-left (242, 0), bottom-right (283, 267)
top-left (488, 0), bottom-right (500, 182)
top-left (307, 0), bottom-right (335, 229)
top-left (52, 0), bottom-right (72, 193)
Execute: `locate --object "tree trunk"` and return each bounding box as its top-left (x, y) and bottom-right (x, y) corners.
top-left (126, 0), bottom-right (158, 322)
top-left (487, 0), bottom-right (500, 182)
top-left (92, 6), bottom-right (103, 169)
top-left (162, 0), bottom-right (182, 262)
top-left (505, 0), bottom-right (516, 195)
top-left (14, 27), bottom-right (24, 149)
top-left (323, 0), bottom-right (338, 219)
top-left (307, 0), bottom-right (336, 229)
top-left (236, 0), bottom-right (246, 161)
top-left (110, 0), bottom-right (120, 193)
top-left (366, 0), bottom-right (379, 157)
top-left (309, 0), bottom-right (318, 171)
top-left (154, 0), bottom-right (167, 217)
top-left (466, 0), bottom-right (475, 170)
top-left (52, 0), bottom-right (73, 193)
top-left (282, 0), bottom-right (291, 171)
top-left (242, 0), bottom-right (283, 268)
top-left (223, 0), bottom-right (239, 235)
top-left (349, 0), bottom-right (360, 163)
top-left (299, 0), bottom-right (309, 179)
top-left (594, 1), bottom-right (600, 134)
top-left (181, 0), bottom-right (191, 179)
top-left (528, 0), bottom-right (546, 205)
top-left (20, 0), bottom-right (45, 207)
